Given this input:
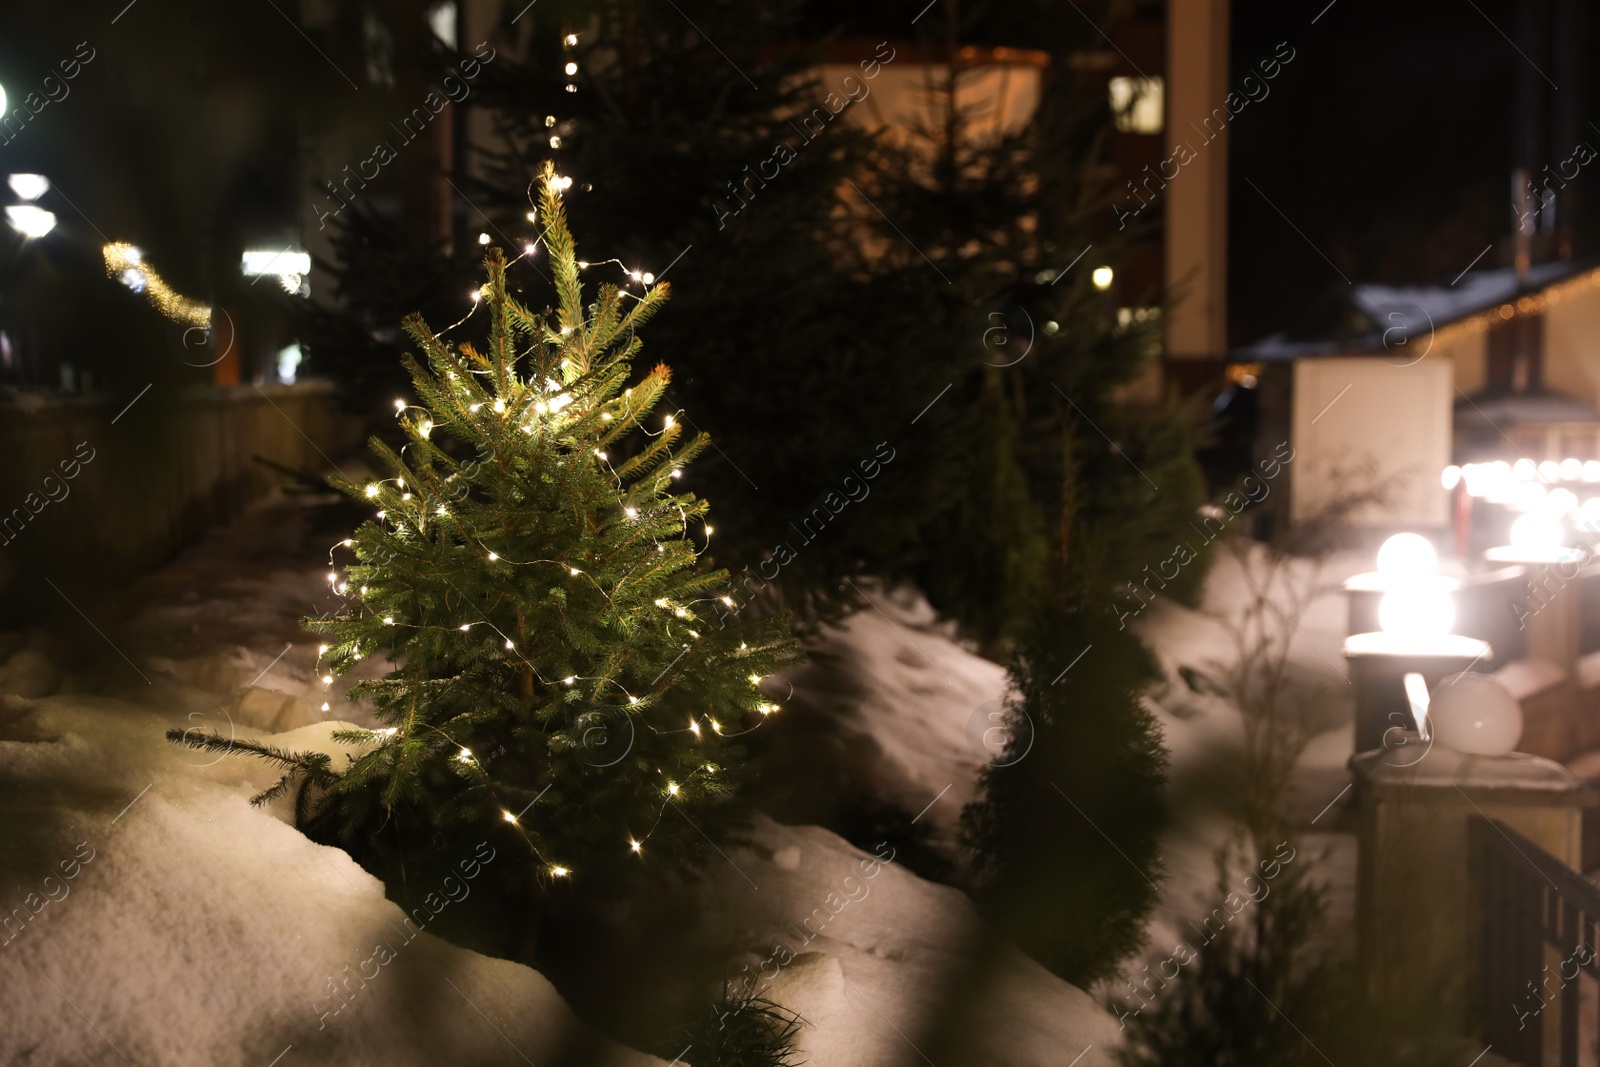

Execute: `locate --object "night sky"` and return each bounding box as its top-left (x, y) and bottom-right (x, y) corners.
top-left (1229, 0), bottom-right (1523, 345)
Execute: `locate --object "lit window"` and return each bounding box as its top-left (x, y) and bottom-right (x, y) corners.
top-left (1108, 76), bottom-right (1164, 134)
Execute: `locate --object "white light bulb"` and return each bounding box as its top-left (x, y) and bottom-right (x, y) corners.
top-left (383, 616), bottom-right (395, 625)
top-left (565, 62), bottom-right (578, 75)
top-left (460, 624), bottom-right (471, 631)
top-left (503, 811), bottom-right (518, 824)
top-left (1376, 533), bottom-right (1437, 578)
top-left (1441, 465), bottom-right (1462, 490)
top-left (488, 552), bottom-right (499, 561)
top-left (505, 639), bottom-right (515, 649)
top-left (365, 485), bottom-right (379, 497)
top-left (1510, 512), bottom-right (1564, 553)
top-left (478, 232), bottom-right (490, 246)
top-left (1378, 588), bottom-right (1455, 637)
top-left (1091, 265), bottom-right (1114, 290)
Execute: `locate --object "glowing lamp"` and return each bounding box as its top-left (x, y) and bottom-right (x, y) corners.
top-left (5, 205), bottom-right (56, 238)
top-left (7, 173), bottom-right (49, 201)
top-left (1378, 588), bottom-right (1454, 637)
top-left (1376, 533), bottom-right (1436, 578)
top-left (1509, 512), bottom-right (1563, 554)
top-left (1091, 266), bottom-right (1114, 290)
top-left (1428, 672), bottom-right (1521, 756)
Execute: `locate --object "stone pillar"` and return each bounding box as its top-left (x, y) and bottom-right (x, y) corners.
top-left (1351, 747), bottom-right (1597, 1029)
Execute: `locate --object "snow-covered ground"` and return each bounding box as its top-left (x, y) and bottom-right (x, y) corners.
top-left (0, 492), bottom-right (1366, 1065)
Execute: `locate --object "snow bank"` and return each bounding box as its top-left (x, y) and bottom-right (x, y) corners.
top-left (773, 584), bottom-right (1005, 850)
top-left (698, 816), bottom-right (1121, 1067)
top-left (0, 693), bottom-right (663, 1067)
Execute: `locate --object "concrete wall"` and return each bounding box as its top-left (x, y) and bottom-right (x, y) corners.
top-left (0, 381), bottom-right (362, 620)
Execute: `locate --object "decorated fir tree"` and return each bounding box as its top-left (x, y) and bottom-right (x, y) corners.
top-left (173, 164), bottom-right (795, 890)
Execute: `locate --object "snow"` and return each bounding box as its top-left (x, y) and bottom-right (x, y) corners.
top-left (0, 694), bottom-right (665, 1067)
top-left (775, 583), bottom-right (1005, 850)
top-left (0, 489), bottom-right (1377, 1065)
top-left (697, 816), bottom-right (1120, 1067)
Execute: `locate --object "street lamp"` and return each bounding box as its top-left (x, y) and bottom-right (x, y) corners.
top-left (7, 174), bottom-right (49, 201)
top-left (5, 205), bottom-right (57, 239)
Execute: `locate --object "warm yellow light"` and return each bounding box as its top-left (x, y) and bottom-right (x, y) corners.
top-left (102, 243), bottom-right (211, 326)
top-left (503, 811), bottom-right (518, 824)
top-left (1092, 266), bottom-right (1114, 290)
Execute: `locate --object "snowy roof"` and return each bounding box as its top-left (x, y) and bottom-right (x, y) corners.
top-left (1235, 259), bottom-right (1597, 361)
top-left (1454, 390), bottom-right (1600, 428)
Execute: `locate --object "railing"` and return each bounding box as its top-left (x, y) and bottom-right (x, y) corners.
top-left (1477, 815), bottom-right (1600, 1064)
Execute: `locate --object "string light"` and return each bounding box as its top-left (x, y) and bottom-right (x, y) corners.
top-left (564, 62), bottom-right (578, 76)
top-left (505, 639), bottom-right (516, 649)
top-left (365, 485), bottom-right (380, 498)
top-left (321, 702), bottom-right (330, 712)
top-left (488, 552), bottom-right (499, 561)
top-left (478, 233), bottom-right (491, 246)
top-left (383, 616), bottom-right (395, 625)
top-left (629, 839), bottom-right (642, 853)
top-left (551, 865), bottom-right (570, 877)
top-left (503, 811), bottom-right (518, 824)
top-left (101, 243), bottom-right (211, 327)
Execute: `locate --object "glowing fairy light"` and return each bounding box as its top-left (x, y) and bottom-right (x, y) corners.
top-left (318, 644), bottom-right (329, 655)
top-left (460, 624), bottom-right (472, 631)
top-left (365, 485), bottom-right (379, 497)
top-left (394, 399), bottom-right (406, 411)
top-left (101, 243), bottom-right (210, 326)
top-left (321, 702), bottom-right (330, 712)
top-left (503, 811), bottom-right (518, 824)
top-left (629, 839), bottom-right (641, 853)
top-left (551, 865), bottom-right (569, 877)
top-left (505, 639), bottom-right (515, 650)
top-left (667, 783), bottom-right (679, 795)
top-left (488, 552), bottom-right (499, 561)
top-left (383, 616), bottom-right (394, 625)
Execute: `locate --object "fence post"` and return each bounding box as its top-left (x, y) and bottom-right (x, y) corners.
top-left (1350, 745), bottom-right (1597, 1034)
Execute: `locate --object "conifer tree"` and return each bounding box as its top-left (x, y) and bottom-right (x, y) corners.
top-left (173, 165), bottom-right (796, 889)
